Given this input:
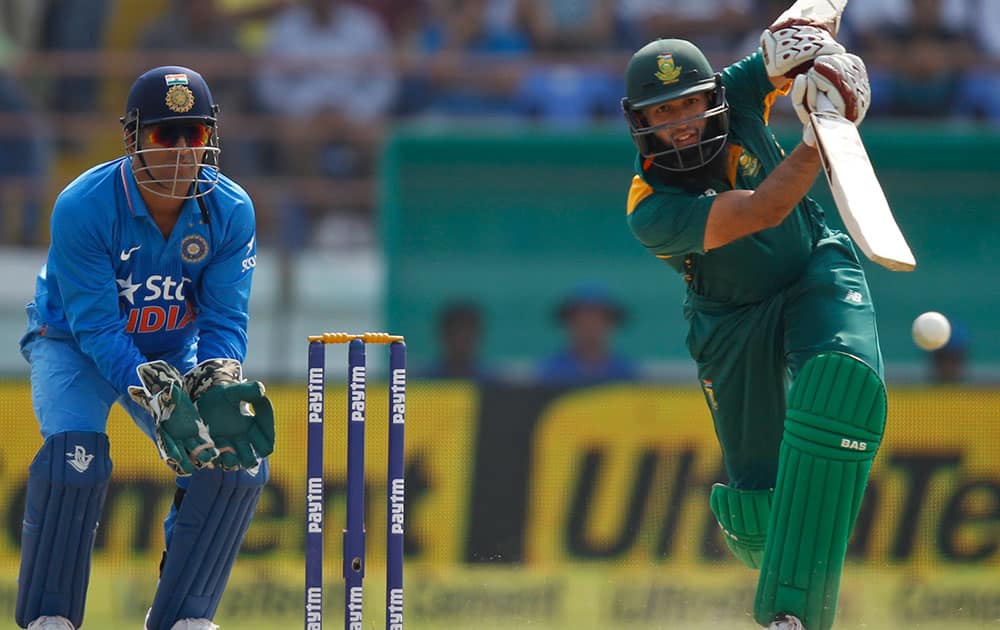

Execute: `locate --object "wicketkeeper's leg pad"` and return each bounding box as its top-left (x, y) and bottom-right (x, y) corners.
top-left (145, 460), bottom-right (268, 630)
top-left (754, 353), bottom-right (886, 630)
top-left (16, 431), bottom-right (112, 628)
top-left (710, 483), bottom-right (773, 569)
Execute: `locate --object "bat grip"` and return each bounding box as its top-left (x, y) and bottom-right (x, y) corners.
top-left (815, 92), bottom-right (836, 114)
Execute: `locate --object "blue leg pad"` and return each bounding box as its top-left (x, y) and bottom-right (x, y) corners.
top-left (16, 431), bottom-right (112, 628)
top-left (146, 460), bottom-right (268, 630)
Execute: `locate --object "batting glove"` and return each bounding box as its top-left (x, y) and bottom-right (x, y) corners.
top-left (761, 19), bottom-right (845, 80)
top-left (792, 52), bottom-right (871, 126)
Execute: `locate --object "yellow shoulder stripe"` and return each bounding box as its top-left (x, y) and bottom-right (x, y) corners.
top-left (626, 175), bottom-right (654, 216)
top-left (725, 144), bottom-right (742, 188)
top-left (763, 81), bottom-right (790, 125)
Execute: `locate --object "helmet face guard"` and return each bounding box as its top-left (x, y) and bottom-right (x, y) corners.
top-left (621, 39), bottom-right (731, 172)
top-left (623, 77), bottom-right (730, 172)
top-left (120, 66), bottom-right (222, 199)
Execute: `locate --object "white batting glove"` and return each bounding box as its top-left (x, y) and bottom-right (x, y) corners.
top-left (792, 52), bottom-right (871, 127)
top-left (801, 120), bottom-right (817, 148)
top-left (761, 19), bottom-right (845, 80)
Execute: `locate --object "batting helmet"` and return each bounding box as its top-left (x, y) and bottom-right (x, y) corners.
top-left (622, 39), bottom-right (729, 172)
top-left (121, 66), bottom-right (221, 199)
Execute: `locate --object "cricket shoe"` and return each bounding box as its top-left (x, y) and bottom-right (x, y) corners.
top-left (769, 614), bottom-right (805, 629)
top-left (26, 617), bottom-right (74, 630)
top-left (145, 609), bottom-right (219, 630)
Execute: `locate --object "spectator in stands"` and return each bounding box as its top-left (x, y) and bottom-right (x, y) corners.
top-left (0, 34), bottom-right (49, 246)
top-left (37, 0), bottom-right (111, 151)
top-left (422, 300), bottom-right (494, 380)
top-left (616, 0), bottom-right (756, 62)
top-left (255, 0), bottom-right (396, 247)
top-left (392, 0), bottom-right (531, 118)
top-left (951, 0), bottom-right (1000, 124)
top-left (0, 0), bottom-right (45, 51)
top-left (844, 0), bottom-right (976, 118)
top-left (537, 282), bottom-right (638, 385)
top-left (929, 321), bottom-right (970, 384)
top-left (214, 0), bottom-right (295, 52)
top-left (513, 0), bottom-right (622, 126)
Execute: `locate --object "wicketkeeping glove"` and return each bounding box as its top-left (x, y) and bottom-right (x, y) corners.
top-left (128, 360), bottom-right (218, 476)
top-left (185, 358), bottom-right (275, 471)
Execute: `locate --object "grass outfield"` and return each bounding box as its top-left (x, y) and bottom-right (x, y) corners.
top-left (3, 562), bottom-right (997, 628)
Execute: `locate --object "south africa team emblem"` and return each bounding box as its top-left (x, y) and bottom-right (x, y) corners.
top-left (181, 234), bottom-right (209, 263)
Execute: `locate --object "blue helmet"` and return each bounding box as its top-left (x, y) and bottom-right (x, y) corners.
top-left (121, 65), bottom-right (218, 128)
top-left (120, 66), bottom-right (221, 199)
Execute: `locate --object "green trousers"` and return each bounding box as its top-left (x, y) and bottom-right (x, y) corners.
top-left (684, 231), bottom-right (883, 490)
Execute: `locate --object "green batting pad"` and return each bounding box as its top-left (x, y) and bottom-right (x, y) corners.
top-left (754, 353), bottom-right (886, 630)
top-left (710, 484), bottom-right (773, 569)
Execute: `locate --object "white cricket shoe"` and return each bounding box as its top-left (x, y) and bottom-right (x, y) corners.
top-left (769, 614), bottom-right (805, 629)
top-left (144, 608), bottom-right (219, 629)
top-left (26, 617), bottom-right (75, 630)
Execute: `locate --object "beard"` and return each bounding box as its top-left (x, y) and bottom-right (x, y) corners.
top-left (645, 110), bottom-right (731, 191)
top-left (652, 138), bottom-right (730, 193)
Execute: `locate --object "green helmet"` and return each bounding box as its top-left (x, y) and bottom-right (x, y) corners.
top-left (621, 39), bottom-right (729, 172)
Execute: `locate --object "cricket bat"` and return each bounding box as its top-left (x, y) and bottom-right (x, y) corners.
top-left (780, 0), bottom-right (916, 271)
top-left (777, 0), bottom-right (848, 33)
top-left (811, 96), bottom-right (915, 271)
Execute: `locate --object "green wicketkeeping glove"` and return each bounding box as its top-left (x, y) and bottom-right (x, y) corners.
top-left (185, 359), bottom-right (276, 470)
top-left (127, 360), bottom-right (218, 476)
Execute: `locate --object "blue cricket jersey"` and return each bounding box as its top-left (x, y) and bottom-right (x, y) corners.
top-left (25, 157), bottom-right (257, 395)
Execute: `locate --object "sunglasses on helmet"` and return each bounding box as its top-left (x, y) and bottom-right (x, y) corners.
top-left (143, 122), bottom-right (212, 148)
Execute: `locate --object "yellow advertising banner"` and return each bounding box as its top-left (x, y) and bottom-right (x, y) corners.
top-left (0, 381), bottom-right (997, 628)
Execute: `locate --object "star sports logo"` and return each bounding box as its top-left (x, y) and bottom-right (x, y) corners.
top-left (117, 274), bottom-right (196, 334)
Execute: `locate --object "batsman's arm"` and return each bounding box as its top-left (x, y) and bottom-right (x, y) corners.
top-left (702, 143), bottom-right (821, 251)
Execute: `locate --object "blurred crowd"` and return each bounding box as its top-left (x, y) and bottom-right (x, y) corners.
top-left (2, 0), bottom-right (1000, 248)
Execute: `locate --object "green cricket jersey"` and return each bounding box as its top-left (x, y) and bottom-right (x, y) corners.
top-left (623, 50), bottom-right (883, 490)
top-left (627, 51), bottom-right (827, 305)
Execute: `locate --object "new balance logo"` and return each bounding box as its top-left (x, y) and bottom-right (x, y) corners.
top-left (66, 445), bottom-right (95, 472)
top-left (120, 245), bottom-right (141, 261)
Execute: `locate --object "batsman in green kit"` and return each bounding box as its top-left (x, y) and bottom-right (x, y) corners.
top-left (622, 14), bottom-right (883, 630)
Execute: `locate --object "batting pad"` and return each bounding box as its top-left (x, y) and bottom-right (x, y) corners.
top-left (754, 353), bottom-right (886, 630)
top-left (710, 484), bottom-right (773, 569)
top-left (145, 461), bottom-right (268, 630)
top-left (16, 431), bottom-right (112, 628)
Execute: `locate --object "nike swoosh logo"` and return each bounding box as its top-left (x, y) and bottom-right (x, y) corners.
top-left (120, 245), bottom-right (141, 261)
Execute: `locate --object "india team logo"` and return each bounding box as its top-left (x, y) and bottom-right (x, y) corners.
top-left (165, 84), bottom-right (195, 113)
top-left (181, 234), bottom-right (209, 263)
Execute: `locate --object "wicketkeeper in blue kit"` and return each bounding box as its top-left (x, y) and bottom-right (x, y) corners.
top-left (15, 66), bottom-right (276, 630)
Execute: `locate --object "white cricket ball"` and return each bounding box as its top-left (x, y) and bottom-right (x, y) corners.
top-left (912, 311), bottom-right (951, 351)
